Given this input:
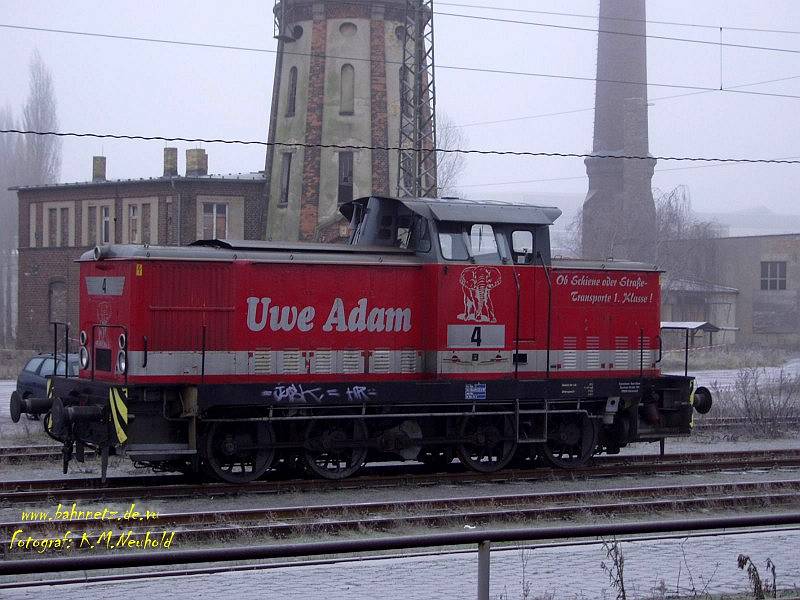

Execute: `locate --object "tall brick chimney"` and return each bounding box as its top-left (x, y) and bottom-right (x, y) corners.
top-left (185, 148), bottom-right (208, 177)
top-left (163, 147), bottom-right (178, 177)
top-left (92, 156), bottom-right (106, 182)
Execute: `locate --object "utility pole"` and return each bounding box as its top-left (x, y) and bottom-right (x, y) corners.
top-left (398, 0), bottom-right (438, 198)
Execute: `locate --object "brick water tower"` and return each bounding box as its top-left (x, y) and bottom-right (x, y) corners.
top-left (265, 0), bottom-right (435, 242)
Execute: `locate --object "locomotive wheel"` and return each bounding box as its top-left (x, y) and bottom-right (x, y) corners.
top-left (538, 414), bottom-right (598, 469)
top-left (203, 421), bottom-right (275, 484)
top-left (303, 419), bottom-right (368, 480)
top-left (456, 414), bottom-right (517, 473)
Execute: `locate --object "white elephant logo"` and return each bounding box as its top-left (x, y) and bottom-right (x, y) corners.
top-left (457, 266), bottom-right (502, 323)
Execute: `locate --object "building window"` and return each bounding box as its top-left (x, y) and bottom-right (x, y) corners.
top-left (101, 205), bottom-right (111, 244)
top-left (128, 205), bottom-right (139, 243)
top-left (279, 153), bottom-right (292, 205)
top-left (203, 203), bottom-right (227, 239)
top-left (87, 206), bottom-right (97, 244)
top-left (286, 66), bottom-right (297, 117)
top-left (761, 261), bottom-right (787, 290)
top-left (338, 151), bottom-right (354, 204)
top-left (48, 208), bottom-right (57, 247)
top-left (340, 64), bottom-right (354, 115)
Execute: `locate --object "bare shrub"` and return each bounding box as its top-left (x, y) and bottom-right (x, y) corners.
top-left (737, 555), bottom-right (777, 599)
top-left (600, 538), bottom-right (627, 600)
top-left (718, 368), bottom-right (800, 436)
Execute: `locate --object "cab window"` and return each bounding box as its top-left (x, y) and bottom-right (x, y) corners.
top-left (511, 230), bottom-right (534, 264)
top-left (438, 223), bottom-right (501, 263)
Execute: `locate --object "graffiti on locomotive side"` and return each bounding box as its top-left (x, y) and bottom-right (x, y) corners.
top-left (246, 297), bottom-right (412, 333)
top-left (261, 384), bottom-right (377, 404)
top-left (554, 273), bottom-right (654, 306)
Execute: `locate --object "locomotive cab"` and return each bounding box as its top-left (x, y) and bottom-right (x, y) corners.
top-left (343, 195), bottom-right (556, 264)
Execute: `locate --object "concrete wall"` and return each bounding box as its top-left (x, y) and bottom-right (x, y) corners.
top-left (712, 234), bottom-right (800, 346)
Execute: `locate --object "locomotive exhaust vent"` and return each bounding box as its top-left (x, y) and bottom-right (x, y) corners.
top-left (562, 337), bottom-right (578, 371)
top-left (586, 336), bottom-right (600, 370)
top-left (280, 350), bottom-right (304, 375)
top-left (615, 336), bottom-right (629, 369)
top-left (400, 350), bottom-right (418, 374)
top-left (341, 351), bottom-right (365, 374)
top-left (252, 351), bottom-right (273, 375)
top-left (311, 350), bottom-right (333, 374)
top-left (370, 350), bottom-right (391, 374)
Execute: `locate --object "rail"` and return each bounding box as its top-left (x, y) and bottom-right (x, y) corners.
top-left (3, 512), bottom-right (800, 600)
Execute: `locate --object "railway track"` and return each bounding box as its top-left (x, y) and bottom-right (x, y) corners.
top-left (3, 478), bottom-right (800, 554)
top-left (3, 448), bottom-right (800, 504)
top-left (3, 416), bottom-right (797, 463)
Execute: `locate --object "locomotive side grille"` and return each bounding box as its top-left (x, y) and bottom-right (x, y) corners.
top-left (370, 350), bottom-right (391, 374)
top-left (311, 350), bottom-right (333, 374)
top-left (400, 350), bottom-right (418, 373)
top-left (639, 336), bottom-right (652, 367)
top-left (586, 336), bottom-right (600, 370)
top-left (341, 351), bottom-right (365, 374)
top-left (562, 337), bottom-right (577, 370)
top-left (280, 350), bottom-right (303, 374)
top-left (252, 351), bottom-right (272, 375)
top-left (614, 336), bottom-right (629, 369)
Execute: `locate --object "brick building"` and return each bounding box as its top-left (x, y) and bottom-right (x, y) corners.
top-left (14, 148), bottom-right (266, 351)
top-left (265, 0), bottom-right (407, 241)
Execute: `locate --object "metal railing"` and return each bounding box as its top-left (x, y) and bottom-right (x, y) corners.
top-left (3, 512), bottom-right (800, 598)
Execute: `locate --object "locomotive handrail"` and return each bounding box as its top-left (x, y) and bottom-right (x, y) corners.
top-left (536, 250), bottom-right (552, 378)
top-left (49, 320), bottom-right (70, 378)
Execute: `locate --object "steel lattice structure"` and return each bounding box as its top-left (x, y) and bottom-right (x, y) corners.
top-left (398, 0), bottom-right (438, 199)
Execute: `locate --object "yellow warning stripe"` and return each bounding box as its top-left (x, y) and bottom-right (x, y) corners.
top-left (688, 379), bottom-right (696, 429)
top-left (47, 378), bottom-right (53, 399)
top-left (109, 388), bottom-right (128, 444)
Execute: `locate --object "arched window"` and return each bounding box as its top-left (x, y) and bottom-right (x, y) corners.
top-left (286, 66), bottom-right (298, 117)
top-left (340, 64), bottom-right (354, 115)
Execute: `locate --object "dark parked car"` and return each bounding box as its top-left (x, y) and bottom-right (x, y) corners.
top-left (10, 353), bottom-right (78, 421)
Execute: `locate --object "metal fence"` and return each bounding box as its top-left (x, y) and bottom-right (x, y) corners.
top-left (3, 512), bottom-right (800, 599)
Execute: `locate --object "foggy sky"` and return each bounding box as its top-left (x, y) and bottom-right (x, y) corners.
top-left (2, 0), bottom-right (800, 216)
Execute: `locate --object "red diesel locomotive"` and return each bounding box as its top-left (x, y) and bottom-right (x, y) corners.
top-left (13, 196), bottom-right (711, 482)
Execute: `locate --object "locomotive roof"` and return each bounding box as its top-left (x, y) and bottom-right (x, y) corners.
top-left (340, 196), bottom-right (563, 226)
top-left (82, 240), bottom-right (420, 265)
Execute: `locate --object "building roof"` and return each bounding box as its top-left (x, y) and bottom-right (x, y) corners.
top-left (663, 277), bottom-right (739, 294)
top-left (661, 321), bottom-right (721, 333)
top-left (10, 172), bottom-right (266, 192)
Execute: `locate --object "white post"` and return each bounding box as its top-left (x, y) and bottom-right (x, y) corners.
top-left (478, 540), bottom-right (490, 600)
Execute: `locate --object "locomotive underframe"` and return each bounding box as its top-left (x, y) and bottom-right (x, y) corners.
top-left (51, 374), bottom-right (695, 481)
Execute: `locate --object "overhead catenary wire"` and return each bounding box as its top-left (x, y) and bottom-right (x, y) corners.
top-left (435, 1), bottom-right (800, 36)
top-left (3, 128), bottom-right (800, 166)
top-left (456, 73), bottom-right (800, 129)
top-left (0, 22), bottom-right (719, 94)
top-left (4, 22), bottom-right (800, 103)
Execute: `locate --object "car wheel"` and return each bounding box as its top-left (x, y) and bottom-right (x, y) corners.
top-left (10, 391), bottom-right (22, 423)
